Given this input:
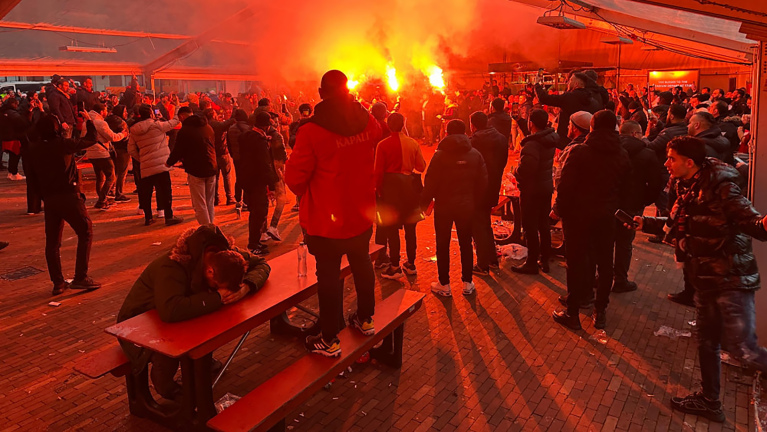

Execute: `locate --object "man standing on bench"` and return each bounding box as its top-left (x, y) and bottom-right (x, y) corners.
top-left (285, 70), bottom-right (383, 357)
top-left (116, 225), bottom-right (271, 400)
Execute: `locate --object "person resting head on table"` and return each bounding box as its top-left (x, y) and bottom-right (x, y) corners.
top-left (117, 224), bottom-right (271, 400)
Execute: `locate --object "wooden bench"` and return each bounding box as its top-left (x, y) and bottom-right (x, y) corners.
top-left (207, 289), bottom-right (424, 432)
top-left (73, 345), bottom-right (130, 379)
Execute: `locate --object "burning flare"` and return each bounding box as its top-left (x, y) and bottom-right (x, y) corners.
top-left (386, 64), bottom-right (400, 93)
top-left (347, 78), bottom-right (360, 91)
top-left (426, 65), bottom-right (445, 91)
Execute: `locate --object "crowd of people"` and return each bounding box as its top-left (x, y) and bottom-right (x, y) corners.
top-left (0, 67), bottom-right (764, 423)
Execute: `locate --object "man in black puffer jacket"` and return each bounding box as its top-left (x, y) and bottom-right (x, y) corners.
top-left (535, 73), bottom-right (601, 149)
top-left (512, 109), bottom-right (558, 275)
top-left (422, 119), bottom-right (487, 298)
top-left (688, 111), bottom-right (731, 164)
top-left (487, 98), bottom-right (512, 143)
top-left (612, 121), bottom-right (665, 293)
top-left (634, 137), bottom-right (767, 424)
top-left (469, 111), bottom-right (508, 274)
top-left (553, 110), bottom-right (630, 331)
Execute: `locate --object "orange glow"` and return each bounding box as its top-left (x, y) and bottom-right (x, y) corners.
top-left (426, 65), bottom-right (445, 92)
top-left (347, 78), bottom-right (360, 91)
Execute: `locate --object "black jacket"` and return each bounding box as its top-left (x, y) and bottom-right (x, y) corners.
top-left (585, 80), bottom-right (609, 109)
top-left (421, 134), bottom-right (487, 218)
top-left (487, 111), bottom-right (512, 141)
top-left (695, 126), bottom-right (732, 164)
top-left (535, 86), bottom-right (601, 149)
top-left (643, 158), bottom-right (767, 293)
top-left (471, 127), bottom-right (509, 207)
top-left (120, 87), bottom-right (138, 109)
top-left (557, 129), bottom-right (630, 220)
top-left (647, 122), bottom-right (687, 162)
top-left (266, 126), bottom-right (287, 163)
top-left (167, 115), bottom-right (217, 178)
top-left (239, 128), bottom-right (278, 190)
top-left (227, 120), bottom-right (251, 161)
top-left (27, 120), bottom-right (98, 197)
top-left (629, 108), bottom-right (648, 134)
top-left (47, 87), bottom-right (75, 126)
top-left (715, 116), bottom-right (741, 154)
top-left (210, 118), bottom-right (235, 157)
top-left (0, 105), bottom-right (30, 143)
top-left (75, 87), bottom-right (99, 112)
top-left (618, 135), bottom-right (665, 215)
top-left (514, 128), bottom-right (558, 196)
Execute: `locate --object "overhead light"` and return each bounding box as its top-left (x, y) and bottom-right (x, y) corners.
top-left (59, 45), bottom-right (117, 53)
top-left (641, 44), bottom-right (662, 51)
top-left (601, 36), bottom-right (633, 45)
top-left (537, 15), bottom-right (586, 30)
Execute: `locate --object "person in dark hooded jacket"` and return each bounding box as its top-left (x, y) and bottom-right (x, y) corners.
top-left (285, 70), bottom-right (383, 358)
top-left (117, 225), bottom-right (271, 400)
top-left (535, 73), bottom-right (601, 149)
top-left (167, 113), bottom-right (218, 225)
top-left (688, 111), bottom-right (732, 164)
top-left (227, 109), bottom-right (251, 209)
top-left (634, 137), bottom-right (767, 423)
top-left (553, 110), bottom-right (630, 331)
top-left (487, 98), bottom-right (512, 142)
top-left (512, 109), bottom-right (558, 275)
top-left (422, 119), bottom-right (488, 298)
top-left (583, 70), bottom-right (608, 109)
top-left (612, 121), bottom-right (665, 293)
top-left (469, 111), bottom-right (509, 274)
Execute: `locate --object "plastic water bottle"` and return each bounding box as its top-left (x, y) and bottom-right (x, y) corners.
top-left (297, 242), bottom-right (308, 277)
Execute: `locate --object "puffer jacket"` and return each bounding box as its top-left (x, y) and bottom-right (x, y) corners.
top-left (85, 110), bottom-right (127, 160)
top-left (643, 158), bottom-right (767, 293)
top-left (556, 128), bottom-right (630, 220)
top-left (514, 128), bottom-right (558, 196)
top-left (238, 127), bottom-right (278, 191)
top-left (695, 126), bottom-right (732, 164)
top-left (128, 118), bottom-right (180, 178)
top-left (117, 225), bottom-right (271, 368)
top-left (421, 133), bottom-right (488, 218)
top-left (47, 86), bottom-right (75, 126)
top-left (487, 111), bottom-right (512, 141)
top-left (647, 122), bottom-right (687, 162)
top-left (227, 120), bottom-right (251, 161)
top-left (167, 114), bottom-right (217, 178)
top-left (471, 127), bottom-right (509, 207)
top-left (618, 134), bottom-right (665, 215)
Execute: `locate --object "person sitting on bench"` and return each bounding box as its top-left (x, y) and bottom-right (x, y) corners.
top-left (116, 224), bottom-right (271, 400)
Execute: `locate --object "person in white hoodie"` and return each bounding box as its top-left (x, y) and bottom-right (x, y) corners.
top-left (87, 103), bottom-right (128, 210)
top-left (128, 104), bottom-right (183, 226)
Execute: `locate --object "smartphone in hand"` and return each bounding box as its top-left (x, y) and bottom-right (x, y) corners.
top-left (615, 209), bottom-right (638, 228)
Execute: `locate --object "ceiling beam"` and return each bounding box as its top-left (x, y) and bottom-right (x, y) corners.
top-left (507, 0), bottom-right (755, 54)
top-left (0, 60), bottom-right (143, 76)
top-left (0, 0), bottom-right (21, 20)
top-left (628, 0), bottom-right (767, 27)
top-left (142, 7), bottom-right (255, 77)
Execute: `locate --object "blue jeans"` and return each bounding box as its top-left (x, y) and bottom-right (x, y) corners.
top-left (696, 287), bottom-right (767, 400)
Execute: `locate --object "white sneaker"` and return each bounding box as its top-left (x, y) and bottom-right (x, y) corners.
top-left (462, 281), bottom-right (476, 296)
top-left (136, 206), bottom-right (144, 215)
top-left (261, 233), bottom-right (270, 242)
top-left (157, 209), bottom-right (165, 218)
top-left (10, 173), bottom-right (25, 180)
top-left (266, 226), bottom-right (282, 241)
top-left (430, 281), bottom-right (452, 297)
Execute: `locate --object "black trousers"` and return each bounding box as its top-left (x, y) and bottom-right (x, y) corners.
top-left (91, 157), bottom-right (115, 204)
top-left (113, 148), bottom-right (131, 197)
top-left (138, 171), bottom-right (173, 221)
top-left (613, 220), bottom-right (637, 285)
top-left (243, 186), bottom-right (268, 250)
top-left (6, 150), bottom-right (20, 175)
top-left (384, 223), bottom-right (417, 267)
top-left (305, 228), bottom-right (375, 342)
top-left (22, 154), bottom-right (41, 213)
top-left (43, 193), bottom-right (92, 286)
top-left (435, 211), bottom-right (473, 286)
top-left (472, 205), bottom-right (498, 269)
top-left (233, 159), bottom-right (243, 203)
top-left (520, 191), bottom-right (552, 264)
top-left (563, 215), bottom-right (615, 315)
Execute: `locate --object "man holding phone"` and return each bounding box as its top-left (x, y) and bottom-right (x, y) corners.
top-left (630, 136), bottom-right (767, 423)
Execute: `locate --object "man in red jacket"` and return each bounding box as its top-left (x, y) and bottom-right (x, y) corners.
top-left (285, 70), bottom-right (383, 357)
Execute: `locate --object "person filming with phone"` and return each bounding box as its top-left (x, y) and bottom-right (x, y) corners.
top-left (627, 136), bottom-right (767, 423)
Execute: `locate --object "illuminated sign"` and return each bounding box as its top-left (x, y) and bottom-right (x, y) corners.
top-left (648, 70), bottom-right (699, 90)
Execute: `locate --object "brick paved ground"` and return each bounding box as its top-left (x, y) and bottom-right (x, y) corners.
top-left (0, 147), bottom-right (756, 432)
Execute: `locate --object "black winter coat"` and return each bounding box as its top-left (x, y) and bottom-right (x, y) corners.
top-left (421, 134), bottom-right (488, 218)
top-left (227, 120), bottom-right (250, 161)
top-left (210, 118), bottom-right (235, 157)
top-left (514, 128), bottom-right (558, 196)
top-left (167, 115), bottom-right (217, 178)
top-left (618, 135), bottom-right (666, 215)
top-left (47, 87), bottom-right (75, 125)
top-left (535, 86), bottom-right (601, 149)
top-left (0, 105), bottom-right (30, 143)
top-left (471, 127), bottom-right (509, 207)
top-left (75, 87), bottom-right (99, 112)
top-left (715, 116), bottom-right (741, 154)
top-left (556, 129), bottom-right (630, 220)
top-left (487, 111), bottom-right (512, 141)
top-left (647, 122), bottom-right (687, 162)
top-left (696, 127), bottom-right (732, 164)
top-left (239, 128), bottom-right (278, 190)
top-left (643, 158), bottom-right (767, 293)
